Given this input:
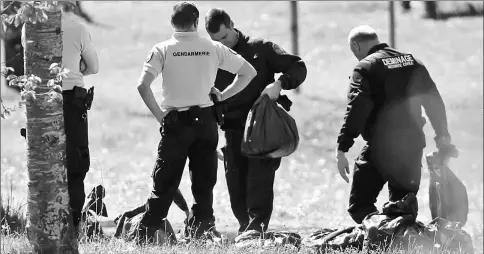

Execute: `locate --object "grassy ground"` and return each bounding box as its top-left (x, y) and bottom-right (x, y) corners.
top-left (1, 1), bottom-right (483, 253)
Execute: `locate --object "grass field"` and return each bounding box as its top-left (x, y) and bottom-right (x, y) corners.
top-left (1, 1), bottom-right (483, 253)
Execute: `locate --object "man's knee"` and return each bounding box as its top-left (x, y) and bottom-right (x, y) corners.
top-left (348, 204), bottom-right (378, 224)
top-left (189, 150), bottom-right (218, 189)
top-left (389, 182), bottom-right (420, 202)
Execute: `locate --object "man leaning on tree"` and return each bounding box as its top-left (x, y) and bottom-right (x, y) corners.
top-left (21, 2), bottom-right (101, 232)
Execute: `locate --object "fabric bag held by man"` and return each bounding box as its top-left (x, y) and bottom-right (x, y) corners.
top-left (241, 94), bottom-right (299, 158)
top-left (426, 147), bottom-right (469, 227)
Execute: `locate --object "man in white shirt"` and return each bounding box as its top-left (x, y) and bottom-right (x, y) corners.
top-left (57, 3), bottom-right (99, 232)
top-left (135, 1), bottom-right (256, 244)
top-left (20, 2), bottom-right (99, 232)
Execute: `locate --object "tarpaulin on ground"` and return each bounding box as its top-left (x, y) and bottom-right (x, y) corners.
top-left (234, 230), bottom-right (302, 250)
top-left (241, 94), bottom-right (299, 158)
top-left (304, 193), bottom-right (474, 254)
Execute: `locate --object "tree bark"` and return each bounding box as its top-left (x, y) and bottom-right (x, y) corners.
top-left (23, 9), bottom-right (79, 254)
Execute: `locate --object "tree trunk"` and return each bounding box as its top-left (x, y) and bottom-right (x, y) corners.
top-left (1, 1), bottom-right (6, 96)
top-left (23, 9), bottom-right (79, 254)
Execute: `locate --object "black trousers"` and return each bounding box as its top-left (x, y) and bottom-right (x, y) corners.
top-left (63, 90), bottom-right (90, 228)
top-left (141, 106), bottom-right (219, 226)
top-left (348, 142), bottom-right (423, 224)
top-left (223, 129), bottom-right (281, 234)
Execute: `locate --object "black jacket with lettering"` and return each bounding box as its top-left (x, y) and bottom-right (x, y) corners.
top-left (337, 43), bottom-right (450, 152)
top-left (214, 29), bottom-right (307, 129)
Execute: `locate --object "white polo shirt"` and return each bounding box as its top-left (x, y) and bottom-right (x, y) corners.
top-left (143, 32), bottom-right (245, 109)
top-left (60, 13), bottom-right (97, 91)
top-left (21, 12), bottom-right (97, 91)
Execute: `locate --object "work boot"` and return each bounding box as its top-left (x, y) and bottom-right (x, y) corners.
top-left (126, 212), bottom-right (166, 245)
top-left (183, 217), bottom-right (221, 240)
top-left (237, 222), bottom-right (249, 236)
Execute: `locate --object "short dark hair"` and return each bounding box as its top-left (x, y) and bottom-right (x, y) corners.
top-left (205, 8), bottom-right (232, 34)
top-left (171, 1), bottom-right (199, 29)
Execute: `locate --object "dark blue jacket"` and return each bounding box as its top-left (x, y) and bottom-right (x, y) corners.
top-left (214, 29), bottom-right (307, 129)
top-left (337, 43), bottom-right (450, 152)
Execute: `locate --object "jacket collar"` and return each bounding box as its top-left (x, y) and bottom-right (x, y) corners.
top-left (172, 31), bottom-right (199, 40)
top-left (367, 43), bottom-right (389, 56)
top-left (233, 28), bottom-right (249, 52)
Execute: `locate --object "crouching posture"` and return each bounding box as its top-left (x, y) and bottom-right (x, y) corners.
top-left (335, 25), bottom-right (457, 224)
top-left (78, 185), bottom-right (108, 239)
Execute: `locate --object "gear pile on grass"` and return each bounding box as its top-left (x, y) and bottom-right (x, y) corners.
top-left (77, 150), bottom-right (473, 253)
top-left (303, 151), bottom-right (473, 254)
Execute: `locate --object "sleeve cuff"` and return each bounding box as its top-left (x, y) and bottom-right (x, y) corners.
top-left (337, 135), bottom-right (354, 153)
top-left (337, 143), bottom-right (350, 153)
top-left (142, 65), bottom-right (159, 78)
top-left (278, 75), bottom-right (290, 90)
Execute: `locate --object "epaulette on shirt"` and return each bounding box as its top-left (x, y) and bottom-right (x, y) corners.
top-left (247, 36), bottom-right (266, 46)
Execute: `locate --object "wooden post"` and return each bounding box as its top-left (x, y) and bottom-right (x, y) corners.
top-left (389, 1), bottom-right (396, 48)
top-left (290, 1), bottom-right (300, 94)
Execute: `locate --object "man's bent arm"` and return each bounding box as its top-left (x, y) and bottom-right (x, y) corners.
top-left (337, 61), bottom-right (374, 153)
top-left (264, 40), bottom-right (307, 90)
top-left (80, 26), bottom-right (99, 76)
top-left (220, 61), bottom-right (256, 101)
top-left (81, 53), bottom-right (99, 76)
top-left (137, 71), bottom-right (164, 123)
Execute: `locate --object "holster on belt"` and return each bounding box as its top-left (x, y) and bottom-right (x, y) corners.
top-left (210, 94), bottom-right (225, 128)
top-left (72, 86), bottom-right (95, 110)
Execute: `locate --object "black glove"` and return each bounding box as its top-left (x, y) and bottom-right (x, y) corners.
top-left (435, 136), bottom-right (459, 158)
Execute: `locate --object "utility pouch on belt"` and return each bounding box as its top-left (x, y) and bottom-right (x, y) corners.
top-left (72, 86), bottom-right (94, 110)
top-left (85, 86), bottom-right (94, 110)
top-left (210, 94), bottom-right (224, 127)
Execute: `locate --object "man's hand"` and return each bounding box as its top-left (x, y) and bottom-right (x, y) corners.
top-left (210, 87), bottom-right (223, 102)
top-left (261, 80), bottom-right (282, 100)
top-left (184, 209), bottom-right (192, 220)
top-left (80, 58), bottom-right (87, 73)
top-left (336, 149), bottom-right (350, 183)
top-left (217, 148), bottom-right (224, 161)
top-left (156, 110), bottom-right (171, 125)
top-left (435, 136), bottom-right (459, 158)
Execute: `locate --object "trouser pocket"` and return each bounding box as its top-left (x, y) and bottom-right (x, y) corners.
top-left (160, 111), bottom-right (180, 136)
